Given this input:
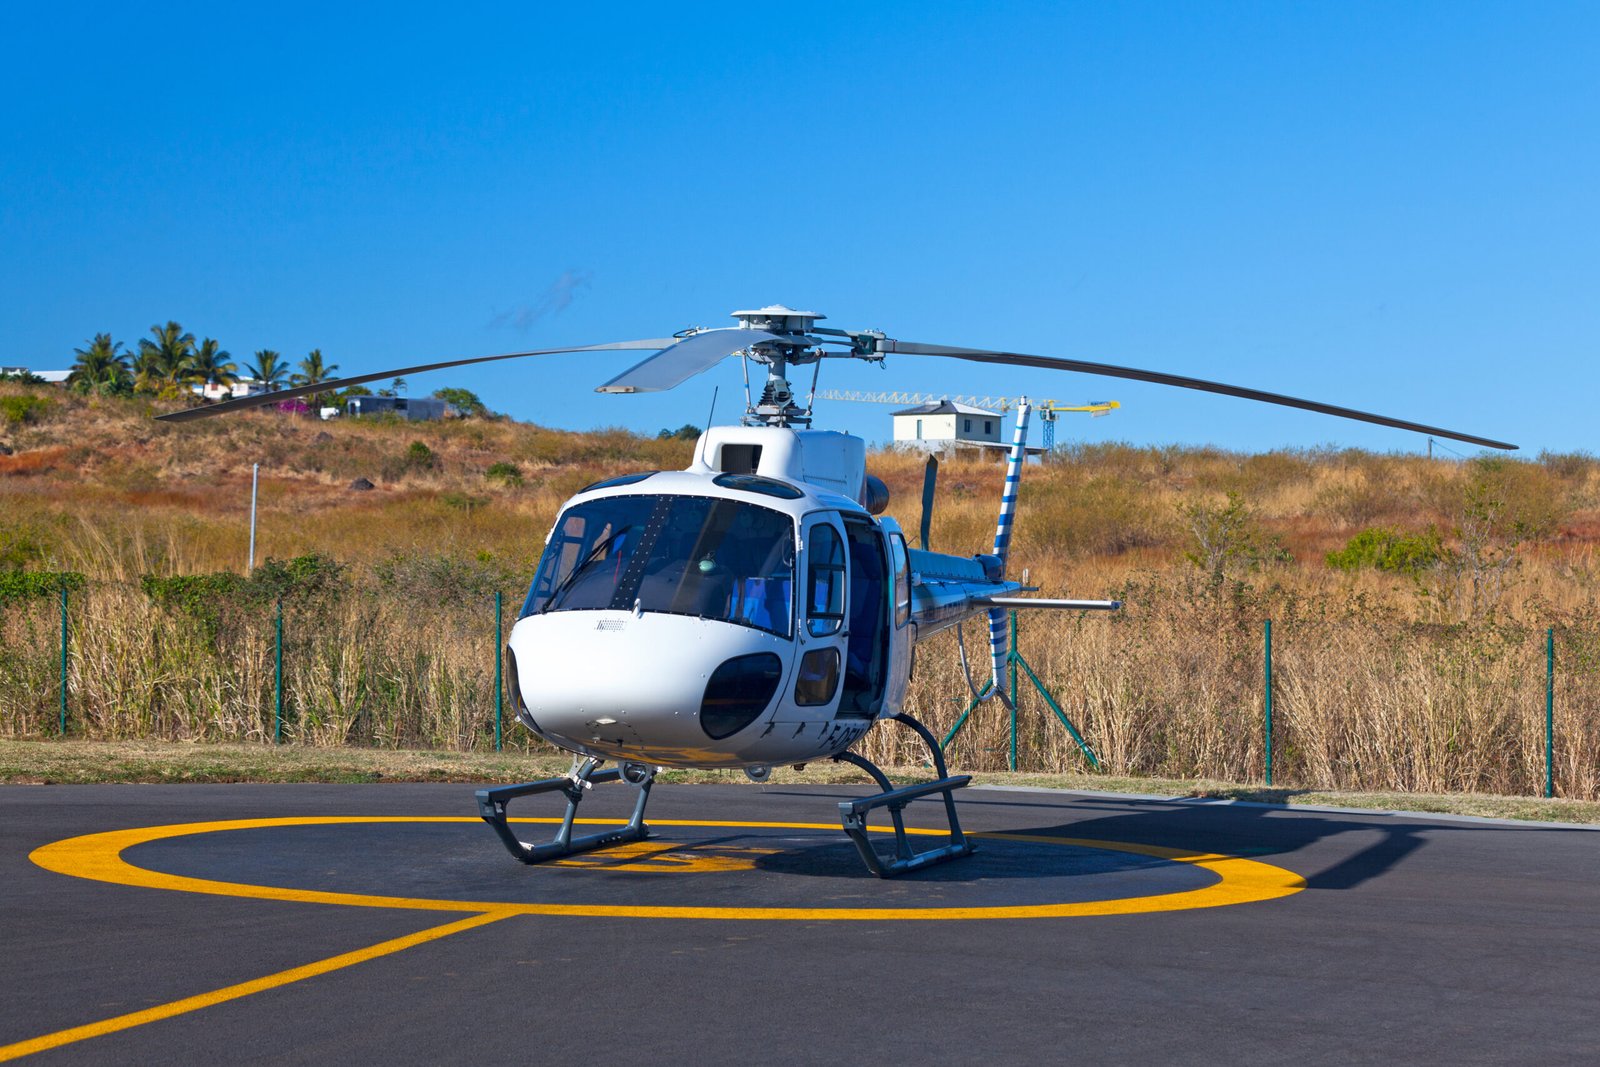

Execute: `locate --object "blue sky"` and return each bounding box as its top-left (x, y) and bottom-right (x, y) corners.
top-left (2, 2), bottom-right (1595, 454)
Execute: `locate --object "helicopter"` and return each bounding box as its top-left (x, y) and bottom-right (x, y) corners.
top-left (160, 305), bottom-right (1516, 877)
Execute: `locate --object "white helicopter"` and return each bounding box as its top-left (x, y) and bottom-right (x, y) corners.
top-left (162, 305), bottom-right (1516, 876)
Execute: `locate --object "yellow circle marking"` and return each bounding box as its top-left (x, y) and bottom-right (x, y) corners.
top-left (29, 817), bottom-right (1304, 920)
top-left (549, 838), bottom-right (781, 872)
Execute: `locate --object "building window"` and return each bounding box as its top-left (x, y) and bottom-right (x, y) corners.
top-left (915, 418), bottom-right (923, 440)
top-left (963, 418), bottom-right (971, 433)
top-left (984, 420), bottom-right (993, 434)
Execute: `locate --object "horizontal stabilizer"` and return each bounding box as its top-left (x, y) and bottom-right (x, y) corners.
top-left (977, 597), bottom-right (1122, 611)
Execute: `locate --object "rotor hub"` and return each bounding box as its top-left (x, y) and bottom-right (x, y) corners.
top-left (731, 305), bottom-right (825, 335)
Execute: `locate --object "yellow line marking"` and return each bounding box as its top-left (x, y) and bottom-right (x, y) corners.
top-left (0, 910), bottom-right (513, 1064)
top-left (30, 817), bottom-right (1305, 921)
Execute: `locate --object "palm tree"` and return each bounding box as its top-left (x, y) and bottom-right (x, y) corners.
top-left (245, 350), bottom-right (291, 391)
top-left (291, 349), bottom-right (340, 410)
top-left (134, 321), bottom-right (197, 395)
top-left (191, 338), bottom-right (238, 393)
top-left (67, 334), bottom-right (133, 396)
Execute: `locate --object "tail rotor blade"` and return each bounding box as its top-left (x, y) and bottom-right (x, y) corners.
top-left (920, 454), bottom-right (939, 549)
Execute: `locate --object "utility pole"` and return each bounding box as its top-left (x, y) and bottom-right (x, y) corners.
top-left (248, 463), bottom-right (260, 572)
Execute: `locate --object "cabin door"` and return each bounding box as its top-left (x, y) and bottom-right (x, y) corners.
top-left (837, 517), bottom-right (889, 719)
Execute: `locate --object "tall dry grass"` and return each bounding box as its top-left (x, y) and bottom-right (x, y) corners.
top-left (3, 384), bottom-right (1599, 796)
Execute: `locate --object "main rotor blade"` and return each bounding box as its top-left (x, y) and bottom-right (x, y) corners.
top-left (879, 339), bottom-right (1517, 451)
top-left (155, 339), bottom-right (676, 423)
top-left (595, 328), bottom-right (789, 394)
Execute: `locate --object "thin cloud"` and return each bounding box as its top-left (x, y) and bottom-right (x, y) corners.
top-left (489, 269), bottom-right (593, 331)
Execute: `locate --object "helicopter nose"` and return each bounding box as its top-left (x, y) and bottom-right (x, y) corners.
top-left (505, 611), bottom-right (793, 762)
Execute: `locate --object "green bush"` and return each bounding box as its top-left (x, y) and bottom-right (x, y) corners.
top-left (406, 440), bottom-right (435, 470)
top-left (440, 491), bottom-right (487, 512)
top-left (140, 572), bottom-right (250, 620)
top-left (484, 461), bottom-right (523, 487)
top-left (247, 554), bottom-right (345, 607)
top-left (0, 570), bottom-right (85, 606)
top-left (0, 395), bottom-right (53, 427)
top-left (1326, 527), bottom-right (1448, 575)
top-left (140, 554), bottom-right (345, 633)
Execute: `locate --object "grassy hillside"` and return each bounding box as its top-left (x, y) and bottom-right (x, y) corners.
top-left (3, 383), bottom-right (1598, 798)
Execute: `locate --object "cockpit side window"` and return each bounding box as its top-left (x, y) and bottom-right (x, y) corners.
top-left (806, 522), bottom-right (846, 638)
top-left (888, 532), bottom-right (910, 627)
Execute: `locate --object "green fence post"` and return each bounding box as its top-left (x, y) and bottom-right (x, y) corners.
top-left (940, 682), bottom-right (992, 753)
top-left (494, 591), bottom-right (504, 752)
top-left (274, 599), bottom-right (284, 745)
top-left (58, 583), bottom-right (69, 735)
top-left (1008, 610), bottom-right (1019, 772)
top-left (1545, 627), bottom-right (1554, 799)
top-left (1264, 618), bottom-right (1274, 786)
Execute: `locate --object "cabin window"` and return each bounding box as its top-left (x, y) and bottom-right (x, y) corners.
top-left (915, 418), bottom-right (923, 439)
top-left (524, 494), bottom-right (795, 637)
top-left (984, 420), bottom-right (993, 434)
top-left (806, 522), bottom-right (846, 637)
top-left (793, 648), bottom-right (840, 706)
top-left (963, 418), bottom-right (972, 433)
top-left (719, 444), bottom-right (762, 475)
top-left (888, 532), bottom-right (910, 627)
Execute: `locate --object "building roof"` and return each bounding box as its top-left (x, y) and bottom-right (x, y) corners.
top-left (891, 399), bottom-right (1000, 417)
top-left (2, 367), bottom-right (70, 383)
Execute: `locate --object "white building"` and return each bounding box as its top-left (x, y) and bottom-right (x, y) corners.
top-left (891, 399), bottom-right (1004, 451)
top-left (2, 366), bottom-right (70, 384)
top-left (193, 379), bottom-right (274, 401)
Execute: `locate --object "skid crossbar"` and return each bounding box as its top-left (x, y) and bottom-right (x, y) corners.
top-left (476, 758), bottom-right (652, 864)
top-left (834, 712), bottom-right (974, 878)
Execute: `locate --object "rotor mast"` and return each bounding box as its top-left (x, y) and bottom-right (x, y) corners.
top-left (731, 305), bottom-right (828, 427)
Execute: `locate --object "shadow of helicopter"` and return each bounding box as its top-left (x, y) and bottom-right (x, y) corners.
top-left (751, 786), bottom-right (1594, 887)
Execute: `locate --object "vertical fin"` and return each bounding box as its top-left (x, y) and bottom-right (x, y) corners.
top-left (989, 400), bottom-right (1032, 692)
top-left (919, 454), bottom-right (939, 549)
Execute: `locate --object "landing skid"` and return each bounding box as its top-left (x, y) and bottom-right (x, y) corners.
top-left (478, 712), bottom-right (972, 878)
top-left (476, 756), bottom-right (653, 864)
top-left (832, 712), bottom-right (974, 878)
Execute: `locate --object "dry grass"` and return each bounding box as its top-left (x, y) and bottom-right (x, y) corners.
top-left (4, 739), bottom-right (1596, 825)
top-left (3, 383), bottom-right (1599, 800)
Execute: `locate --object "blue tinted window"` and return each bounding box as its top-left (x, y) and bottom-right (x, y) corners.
top-left (524, 494), bottom-right (794, 637)
top-left (806, 523), bottom-right (845, 637)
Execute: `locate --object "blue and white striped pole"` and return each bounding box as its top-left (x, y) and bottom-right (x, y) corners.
top-left (989, 399), bottom-right (1031, 692)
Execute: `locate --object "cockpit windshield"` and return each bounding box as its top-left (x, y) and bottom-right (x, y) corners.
top-left (521, 494), bottom-right (797, 637)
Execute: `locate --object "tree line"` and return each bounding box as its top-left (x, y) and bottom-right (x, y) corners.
top-left (60, 322), bottom-right (489, 415)
top-left (66, 321), bottom-right (338, 401)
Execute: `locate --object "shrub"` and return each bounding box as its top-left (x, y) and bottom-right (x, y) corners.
top-left (1327, 527), bottom-right (1448, 575)
top-left (406, 440), bottom-right (435, 470)
top-left (441, 491), bottom-right (488, 512)
top-left (373, 552), bottom-right (524, 608)
top-left (0, 570), bottom-right (86, 607)
top-left (484, 461), bottom-right (523, 487)
top-left (1180, 491), bottom-right (1291, 584)
top-left (0, 395), bottom-right (53, 427)
top-left (140, 554), bottom-right (345, 633)
top-left (140, 573), bottom-right (251, 627)
top-left (248, 554), bottom-right (345, 607)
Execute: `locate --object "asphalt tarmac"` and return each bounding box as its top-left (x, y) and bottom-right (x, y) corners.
top-left (2, 781), bottom-right (1596, 1065)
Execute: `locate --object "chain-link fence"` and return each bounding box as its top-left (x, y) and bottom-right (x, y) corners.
top-left (5, 576), bottom-right (1597, 799)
